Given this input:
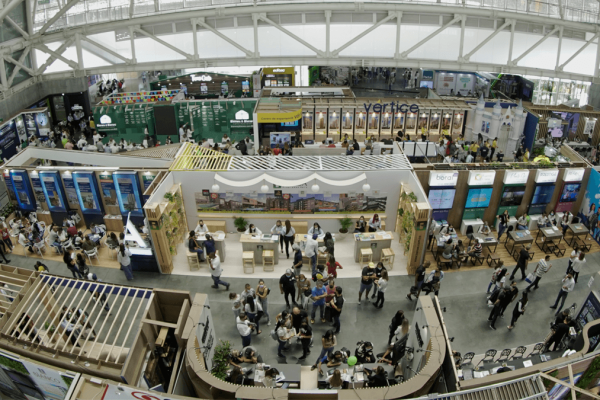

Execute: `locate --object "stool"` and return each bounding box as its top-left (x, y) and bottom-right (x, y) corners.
top-left (554, 243), bottom-right (567, 257)
top-left (486, 252), bottom-right (501, 268)
top-left (317, 252), bottom-right (328, 265)
top-left (242, 251), bottom-right (255, 274)
top-left (187, 250), bottom-right (200, 271)
top-left (263, 250), bottom-right (275, 272)
top-left (381, 248), bottom-right (395, 270)
top-left (359, 248), bottom-right (373, 264)
top-left (470, 253), bottom-right (485, 266)
top-left (438, 258), bottom-right (452, 270)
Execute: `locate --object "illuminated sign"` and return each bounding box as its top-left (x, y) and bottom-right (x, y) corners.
top-left (272, 68), bottom-right (286, 73)
top-left (503, 170), bottom-right (529, 185)
top-left (564, 168), bottom-right (584, 182)
top-left (534, 169), bottom-right (559, 183)
top-left (468, 170), bottom-right (496, 186)
top-left (99, 115), bottom-right (111, 124)
top-left (191, 74), bottom-right (212, 82)
top-left (235, 110), bottom-right (250, 120)
top-left (429, 171), bottom-right (459, 187)
top-left (364, 102), bottom-right (419, 114)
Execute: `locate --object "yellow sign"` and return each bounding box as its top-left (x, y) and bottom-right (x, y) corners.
top-left (257, 108), bottom-right (302, 123)
top-left (263, 67), bottom-right (295, 75)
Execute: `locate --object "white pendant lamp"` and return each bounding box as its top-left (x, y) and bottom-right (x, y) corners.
top-left (211, 183), bottom-right (220, 193)
top-left (261, 181), bottom-right (269, 193)
top-left (362, 183), bottom-right (371, 192)
top-left (311, 180), bottom-right (320, 193)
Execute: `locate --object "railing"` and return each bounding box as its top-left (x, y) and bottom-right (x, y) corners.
top-left (32, 0), bottom-right (600, 35)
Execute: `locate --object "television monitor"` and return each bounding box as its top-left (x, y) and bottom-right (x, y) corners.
top-left (420, 81), bottom-right (433, 89)
top-left (281, 120), bottom-right (298, 127)
top-left (428, 189), bottom-right (456, 210)
top-left (500, 186), bottom-right (525, 207)
top-left (270, 133), bottom-right (291, 149)
top-left (465, 187), bottom-right (493, 208)
top-left (560, 183), bottom-right (581, 203)
top-left (531, 185), bottom-right (555, 205)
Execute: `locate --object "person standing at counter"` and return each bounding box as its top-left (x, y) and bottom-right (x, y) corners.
top-left (204, 234), bottom-right (216, 256)
top-left (279, 269), bottom-right (297, 309)
top-left (195, 220), bottom-right (208, 235)
top-left (188, 231), bottom-right (205, 262)
top-left (305, 234), bottom-right (319, 275)
top-left (282, 220), bottom-right (295, 258)
top-left (271, 220), bottom-right (285, 254)
top-left (245, 224), bottom-right (262, 235)
top-left (117, 244), bottom-right (134, 281)
top-left (308, 223), bottom-right (324, 237)
top-left (369, 214), bottom-right (382, 232)
top-left (209, 252), bottom-right (229, 291)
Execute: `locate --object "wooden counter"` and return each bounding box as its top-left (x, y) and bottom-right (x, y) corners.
top-left (195, 233), bottom-right (227, 262)
top-left (37, 211), bottom-right (52, 225)
top-left (240, 234), bottom-right (280, 265)
top-left (353, 231), bottom-right (393, 262)
top-left (104, 217), bottom-right (124, 233)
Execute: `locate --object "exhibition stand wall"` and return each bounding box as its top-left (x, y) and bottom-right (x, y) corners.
top-left (531, 104), bottom-right (600, 146)
top-left (150, 71), bottom-right (252, 98)
top-left (0, 107), bottom-right (52, 161)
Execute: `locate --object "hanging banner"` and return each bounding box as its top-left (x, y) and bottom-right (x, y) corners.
top-left (10, 170), bottom-right (36, 211)
top-left (61, 174), bottom-right (79, 208)
top-left (99, 173), bottom-right (118, 213)
top-left (0, 121), bottom-right (21, 161)
top-left (30, 175), bottom-right (47, 208)
top-left (39, 172), bottom-right (68, 212)
top-left (114, 172), bottom-right (143, 217)
top-left (35, 112), bottom-right (51, 137)
top-left (2, 171), bottom-right (16, 202)
top-left (142, 172), bottom-right (157, 202)
top-left (24, 113), bottom-right (39, 139)
top-left (72, 172), bottom-right (102, 215)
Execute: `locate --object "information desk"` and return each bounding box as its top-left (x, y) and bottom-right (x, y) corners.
top-left (104, 215), bottom-right (125, 232)
top-left (505, 231), bottom-right (534, 256)
top-left (295, 234), bottom-right (325, 245)
top-left (240, 234), bottom-right (280, 265)
top-left (535, 227), bottom-right (563, 253)
top-left (317, 363), bottom-right (396, 388)
top-left (461, 350), bottom-right (563, 380)
top-left (129, 247), bottom-right (159, 272)
top-left (246, 363), bottom-right (301, 385)
top-left (460, 219), bottom-right (484, 236)
top-left (470, 232), bottom-right (498, 253)
top-left (354, 232), bottom-right (393, 262)
top-left (566, 223), bottom-right (589, 246)
top-left (195, 233), bottom-right (227, 261)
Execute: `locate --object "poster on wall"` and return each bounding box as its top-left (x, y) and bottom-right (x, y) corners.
top-left (39, 172), bottom-right (67, 212)
top-left (10, 171), bottom-right (35, 211)
top-left (3, 171), bottom-right (16, 202)
top-left (583, 118), bottom-right (596, 138)
top-left (0, 121), bottom-right (21, 161)
top-left (72, 173), bottom-right (102, 215)
top-left (23, 114), bottom-right (39, 139)
top-left (196, 298), bottom-right (216, 372)
top-left (114, 173), bottom-right (143, 217)
top-left (35, 112), bottom-right (51, 137)
top-left (0, 351), bottom-right (76, 400)
top-left (99, 173), bottom-right (118, 211)
top-left (578, 168), bottom-right (600, 242)
top-left (61, 174), bottom-right (79, 208)
top-left (195, 191), bottom-right (387, 214)
top-left (30, 175), bottom-right (46, 209)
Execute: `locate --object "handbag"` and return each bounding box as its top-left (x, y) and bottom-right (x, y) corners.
top-left (525, 273), bottom-right (535, 284)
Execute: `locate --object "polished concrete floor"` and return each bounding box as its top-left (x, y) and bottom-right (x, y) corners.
top-left (7, 247), bottom-right (600, 368)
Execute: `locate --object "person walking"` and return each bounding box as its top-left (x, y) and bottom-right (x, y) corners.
top-left (487, 264), bottom-right (504, 294)
top-left (329, 287), bottom-right (344, 334)
top-left (550, 273), bottom-right (575, 315)
top-left (387, 310), bottom-right (405, 345)
top-left (292, 244), bottom-right (303, 277)
top-left (305, 234), bottom-right (319, 275)
top-left (371, 262), bottom-right (387, 300)
top-left (567, 245), bottom-right (580, 274)
top-left (279, 269), bottom-right (298, 309)
top-left (256, 279), bottom-right (270, 326)
top-left (407, 262), bottom-right (429, 300)
top-left (488, 287), bottom-right (509, 330)
top-left (63, 248), bottom-right (83, 279)
top-left (499, 281), bottom-right (518, 318)
top-left (298, 319), bottom-right (313, 361)
top-left (509, 245), bottom-right (531, 280)
top-left (323, 232), bottom-right (335, 258)
top-left (311, 330), bottom-right (337, 371)
top-left (358, 262), bottom-right (376, 304)
top-left (373, 270), bottom-right (388, 309)
top-left (507, 292), bottom-right (528, 330)
top-left (423, 268), bottom-right (444, 296)
top-left (525, 255), bottom-right (552, 292)
top-left (297, 273), bottom-right (311, 309)
top-left (497, 210), bottom-right (509, 241)
top-left (282, 220), bottom-right (295, 259)
top-left (310, 280), bottom-right (327, 324)
top-left (271, 220), bottom-right (285, 254)
top-left (236, 312), bottom-right (253, 347)
top-left (209, 252), bottom-right (230, 290)
top-left (571, 252), bottom-right (586, 283)
top-left (117, 244), bottom-right (134, 281)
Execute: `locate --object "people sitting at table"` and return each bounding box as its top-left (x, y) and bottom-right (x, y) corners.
top-left (453, 240), bottom-right (468, 266)
top-left (442, 238), bottom-right (454, 260)
top-left (188, 231), bottom-right (205, 262)
top-left (195, 219), bottom-right (209, 235)
top-left (478, 223), bottom-right (491, 235)
top-left (439, 224), bottom-right (455, 235)
top-left (354, 216), bottom-right (367, 233)
top-left (263, 368), bottom-right (279, 387)
top-left (245, 224), bottom-right (262, 235)
top-left (308, 223), bottom-right (324, 237)
top-left (226, 366), bottom-right (246, 384)
top-left (328, 369), bottom-right (344, 389)
top-left (18, 229), bottom-right (33, 253)
top-left (367, 366), bottom-right (389, 387)
top-left (316, 350), bottom-right (345, 375)
top-left (549, 211), bottom-right (557, 226)
top-left (468, 239), bottom-right (483, 258)
top-left (538, 212), bottom-right (552, 228)
top-left (355, 341), bottom-right (377, 363)
top-left (81, 238), bottom-right (96, 252)
top-left (517, 214), bottom-right (529, 230)
top-left (106, 232), bottom-right (119, 248)
top-left (90, 223), bottom-right (106, 240)
top-left (369, 214), bottom-right (382, 232)
top-left (562, 211), bottom-right (573, 235)
top-left (73, 231), bottom-right (84, 249)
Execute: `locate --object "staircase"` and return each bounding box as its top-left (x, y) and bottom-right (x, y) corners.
top-left (422, 374), bottom-right (549, 400)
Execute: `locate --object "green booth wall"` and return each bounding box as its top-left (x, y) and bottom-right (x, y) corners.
top-left (93, 104), bottom-right (155, 145)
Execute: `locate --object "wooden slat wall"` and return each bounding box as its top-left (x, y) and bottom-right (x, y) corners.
top-left (527, 105), bottom-right (600, 146)
top-left (170, 143), bottom-right (231, 171)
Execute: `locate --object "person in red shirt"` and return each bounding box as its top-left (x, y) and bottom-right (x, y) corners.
top-left (327, 142), bottom-right (336, 148)
top-left (272, 144), bottom-right (282, 156)
top-left (326, 256), bottom-right (343, 278)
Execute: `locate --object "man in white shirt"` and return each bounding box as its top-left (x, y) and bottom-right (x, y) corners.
top-left (209, 252), bottom-right (229, 290)
top-left (525, 255), bottom-right (552, 292)
top-left (179, 126), bottom-right (186, 142)
top-left (305, 234), bottom-right (319, 275)
top-left (550, 274), bottom-right (575, 315)
top-left (465, 153), bottom-right (474, 163)
top-left (195, 220), bottom-right (209, 235)
top-left (236, 312), bottom-right (253, 347)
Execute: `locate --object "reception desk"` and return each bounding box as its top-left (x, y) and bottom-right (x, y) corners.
top-left (195, 233), bottom-right (227, 262)
top-left (240, 234), bottom-right (280, 264)
top-left (353, 231), bottom-right (393, 262)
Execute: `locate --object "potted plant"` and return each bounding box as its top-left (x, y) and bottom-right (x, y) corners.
top-left (164, 192), bottom-right (174, 203)
top-left (337, 217), bottom-right (353, 241)
top-left (212, 340), bottom-right (232, 381)
top-left (234, 216), bottom-right (248, 233)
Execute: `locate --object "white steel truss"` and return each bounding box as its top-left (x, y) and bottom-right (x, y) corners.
top-left (228, 154), bottom-right (413, 171)
top-left (1, 3), bottom-right (600, 96)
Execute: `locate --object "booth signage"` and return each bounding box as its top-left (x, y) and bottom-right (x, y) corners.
top-left (503, 170), bottom-right (529, 185)
top-left (230, 110), bottom-right (253, 127)
top-left (257, 108), bottom-right (302, 123)
top-left (534, 169), bottom-right (559, 183)
top-left (429, 171), bottom-right (458, 187)
top-left (468, 171), bottom-right (496, 186)
top-left (72, 172), bottom-right (103, 215)
top-left (564, 168), bottom-right (585, 182)
top-left (97, 115), bottom-right (117, 131)
top-left (39, 172), bottom-right (67, 212)
top-left (10, 170), bottom-right (36, 211)
top-left (363, 102), bottom-right (419, 114)
top-left (114, 173), bottom-right (143, 217)
top-left (191, 74), bottom-right (212, 82)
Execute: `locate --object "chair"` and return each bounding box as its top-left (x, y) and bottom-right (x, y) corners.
top-left (466, 225), bottom-right (474, 241)
top-left (494, 349), bottom-right (512, 363)
top-left (470, 251), bottom-right (485, 266)
top-left (543, 239), bottom-right (557, 254)
top-left (572, 216), bottom-right (580, 224)
top-left (243, 251), bottom-right (255, 274)
top-left (526, 343), bottom-right (545, 358)
top-left (475, 349), bottom-right (497, 368)
top-left (32, 241), bottom-right (45, 258)
top-left (438, 258), bottom-right (452, 270)
top-left (505, 225), bottom-right (514, 243)
top-left (461, 352), bottom-right (475, 367)
top-left (45, 237), bottom-right (61, 254)
top-left (381, 248), bottom-right (395, 269)
top-left (554, 243), bottom-right (566, 257)
top-left (107, 243), bottom-right (119, 259)
top-left (486, 252), bottom-right (501, 268)
top-left (62, 239), bottom-right (74, 252)
top-left (187, 250), bottom-right (200, 271)
top-left (509, 346), bottom-right (527, 361)
top-left (84, 248), bottom-right (99, 265)
top-left (359, 248), bottom-right (373, 263)
top-left (263, 250), bottom-right (274, 272)
top-left (575, 237), bottom-right (592, 252)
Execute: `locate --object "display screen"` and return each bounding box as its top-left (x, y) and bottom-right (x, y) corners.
top-left (465, 187), bottom-right (493, 208)
top-left (500, 186), bottom-right (525, 207)
top-left (428, 189), bottom-right (456, 210)
top-left (531, 185), bottom-right (555, 205)
top-left (560, 183), bottom-right (581, 203)
top-left (420, 81), bottom-right (433, 89)
top-left (281, 121), bottom-right (298, 127)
